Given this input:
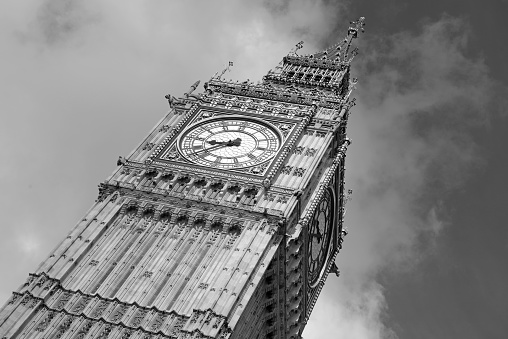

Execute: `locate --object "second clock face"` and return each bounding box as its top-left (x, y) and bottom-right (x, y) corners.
top-left (178, 116), bottom-right (281, 169)
top-left (308, 188), bottom-right (334, 288)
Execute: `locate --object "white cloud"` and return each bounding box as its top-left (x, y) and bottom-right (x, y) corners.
top-left (16, 231), bottom-right (42, 257)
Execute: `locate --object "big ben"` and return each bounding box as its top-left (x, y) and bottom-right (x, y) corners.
top-left (0, 17), bottom-right (365, 339)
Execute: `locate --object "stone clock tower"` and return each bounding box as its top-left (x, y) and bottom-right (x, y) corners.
top-left (0, 18), bottom-right (364, 339)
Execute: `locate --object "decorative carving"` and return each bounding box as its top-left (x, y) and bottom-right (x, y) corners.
top-left (281, 166), bottom-right (293, 175)
top-left (274, 123), bottom-right (292, 137)
top-left (72, 297), bottom-right (90, 314)
top-left (168, 317), bottom-right (186, 337)
top-left (8, 293), bottom-right (22, 305)
top-left (264, 193), bottom-right (275, 201)
top-left (54, 292), bottom-right (72, 310)
top-left (304, 148), bottom-right (317, 157)
top-left (150, 314), bottom-right (167, 332)
top-left (130, 309), bottom-right (148, 328)
top-left (35, 275), bottom-right (47, 288)
top-left (35, 311), bottom-right (55, 332)
top-left (162, 148), bottom-right (179, 160)
top-left (158, 124), bottom-right (170, 133)
top-left (110, 304), bottom-right (129, 323)
top-left (143, 142), bottom-right (155, 151)
top-left (25, 275), bottom-right (36, 287)
top-left (277, 196), bottom-right (289, 204)
top-left (293, 167), bottom-right (306, 177)
top-left (293, 146), bottom-right (304, 155)
top-left (20, 295), bottom-right (32, 307)
top-left (28, 297), bottom-right (39, 309)
top-left (119, 329), bottom-right (132, 339)
top-left (97, 325), bottom-right (112, 339)
top-left (43, 279), bottom-right (56, 291)
top-left (91, 300), bottom-right (109, 318)
top-left (54, 317), bottom-right (73, 339)
top-left (249, 161), bottom-right (269, 175)
top-left (330, 262), bottom-right (340, 277)
top-left (76, 320), bottom-right (94, 339)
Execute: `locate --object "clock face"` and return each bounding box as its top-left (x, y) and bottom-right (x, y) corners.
top-left (178, 116), bottom-right (281, 169)
top-left (307, 189), bottom-right (334, 288)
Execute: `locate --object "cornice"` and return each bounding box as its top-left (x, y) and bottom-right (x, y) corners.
top-left (205, 79), bottom-right (348, 109)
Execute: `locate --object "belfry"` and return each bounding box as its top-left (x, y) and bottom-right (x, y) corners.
top-left (0, 17), bottom-right (365, 339)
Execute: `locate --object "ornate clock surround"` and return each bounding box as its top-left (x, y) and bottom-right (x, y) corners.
top-left (148, 103), bottom-right (303, 183)
top-left (176, 115), bottom-right (282, 170)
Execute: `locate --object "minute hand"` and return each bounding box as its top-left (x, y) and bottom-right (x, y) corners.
top-left (194, 143), bottom-right (230, 155)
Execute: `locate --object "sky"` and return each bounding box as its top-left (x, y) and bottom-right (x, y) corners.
top-left (0, 1), bottom-right (507, 338)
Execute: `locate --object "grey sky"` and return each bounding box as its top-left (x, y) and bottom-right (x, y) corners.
top-left (1, 1), bottom-right (507, 338)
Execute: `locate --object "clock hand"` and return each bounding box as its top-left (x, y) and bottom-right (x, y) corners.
top-left (316, 226), bottom-right (322, 243)
top-left (229, 138), bottom-right (242, 146)
top-left (206, 138), bottom-right (242, 147)
top-left (194, 143), bottom-right (230, 155)
top-left (194, 137), bottom-right (242, 156)
top-left (207, 139), bottom-right (226, 145)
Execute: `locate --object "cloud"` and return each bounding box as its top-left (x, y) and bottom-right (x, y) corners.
top-left (16, 229), bottom-right (42, 257)
top-left (12, 0), bottom-right (100, 47)
top-left (306, 15), bottom-right (506, 339)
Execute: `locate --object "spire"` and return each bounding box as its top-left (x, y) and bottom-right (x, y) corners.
top-left (309, 16), bottom-right (365, 63)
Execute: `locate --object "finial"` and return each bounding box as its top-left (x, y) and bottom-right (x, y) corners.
top-left (216, 61), bottom-right (234, 80)
top-left (117, 156), bottom-right (126, 166)
top-left (330, 262), bottom-right (340, 277)
top-left (184, 80), bottom-right (200, 97)
top-left (288, 41), bottom-right (304, 56)
top-left (165, 93), bottom-right (181, 108)
top-left (311, 17), bottom-right (365, 63)
top-left (343, 17), bottom-right (365, 63)
top-left (347, 17), bottom-right (365, 39)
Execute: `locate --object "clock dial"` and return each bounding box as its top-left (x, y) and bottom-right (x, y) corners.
top-left (307, 188), bottom-right (334, 288)
top-left (178, 116), bottom-right (281, 169)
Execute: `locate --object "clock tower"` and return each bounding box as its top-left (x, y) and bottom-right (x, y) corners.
top-left (0, 18), bottom-right (364, 339)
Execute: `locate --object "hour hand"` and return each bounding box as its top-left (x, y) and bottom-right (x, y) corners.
top-left (228, 138), bottom-right (242, 146)
top-left (207, 139), bottom-right (223, 145)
